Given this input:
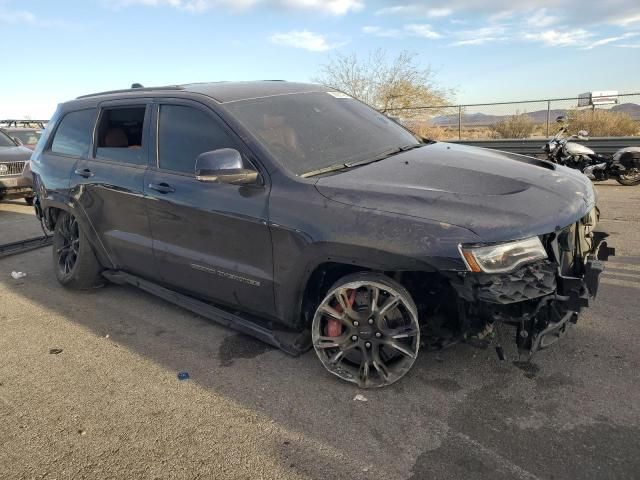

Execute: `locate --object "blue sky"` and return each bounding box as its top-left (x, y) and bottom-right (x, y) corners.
top-left (1, 0), bottom-right (639, 118)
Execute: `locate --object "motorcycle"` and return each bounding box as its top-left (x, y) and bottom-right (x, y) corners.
top-left (543, 116), bottom-right (640, 186)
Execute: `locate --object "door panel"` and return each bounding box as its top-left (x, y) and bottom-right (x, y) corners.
top-left (71, 101), bottom-right (158, 281)
top-left (145, 101), bottom-right (274, 316)
top-left (72, 160), bottom-right (156, 279)
top-left (145, 171), bottom-right (274, 315)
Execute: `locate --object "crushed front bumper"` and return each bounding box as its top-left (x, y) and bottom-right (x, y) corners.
top-left (447, 227), bottom-right (614, 355)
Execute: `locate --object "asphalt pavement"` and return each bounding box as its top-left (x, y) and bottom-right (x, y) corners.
top-left (0, 184), bottom-right (639, 480)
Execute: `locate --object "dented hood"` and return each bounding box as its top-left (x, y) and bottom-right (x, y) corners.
top-left (314, 142), bottom-right (595, 243)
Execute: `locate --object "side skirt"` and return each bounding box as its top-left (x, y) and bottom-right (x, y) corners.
top-left (102, 270), bottom-right (310, 357)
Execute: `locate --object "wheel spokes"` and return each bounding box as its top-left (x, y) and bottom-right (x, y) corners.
top-left (313, 280), bottom-right (420, 388)
top-left (385, 339), bottom-right (417, 359)
top-left (386, 325), bottom-right (420, 339)
top-left (57, 214), bottom-right (79, 275)
top-left (319, 304), bottom-right (349, 326)
top-left (315, 334), bottom-right (348, 349)
top-left (367, 285), bottom-right (380, 316)
top-left (378, 294), bottom-right (400, 317)
top-left (334, 288), bottom-right (357, 319)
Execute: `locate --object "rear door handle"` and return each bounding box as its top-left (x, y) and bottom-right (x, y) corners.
top-left (148, 182), bottom-right (175, 194)
top-left (74, 168), bottom-right (94, 178)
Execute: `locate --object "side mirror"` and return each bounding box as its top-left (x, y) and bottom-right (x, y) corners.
top-left (195, 148), bottom-right (259, 185)
top-left (555, 115), bottom-right (567, 123)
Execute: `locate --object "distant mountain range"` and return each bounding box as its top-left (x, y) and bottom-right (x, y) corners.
top-left (431, 103), bottom-right (640, 126)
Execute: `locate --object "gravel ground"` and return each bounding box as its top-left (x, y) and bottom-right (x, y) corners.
top-left (0, 182), bottom-right (639, 480)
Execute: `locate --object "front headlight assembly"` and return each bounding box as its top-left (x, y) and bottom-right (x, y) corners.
top-left (459, 236), bottom-right (548, 274)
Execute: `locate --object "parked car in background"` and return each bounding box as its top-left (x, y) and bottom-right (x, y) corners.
top-left (1, 127), bottom-right (43, 151)
top-left (0, 129), bottom-right (35, 204)
top-left (31, 81), bottom-right (613, 388)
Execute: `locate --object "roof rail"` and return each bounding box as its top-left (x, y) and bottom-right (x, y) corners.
top-left (77, 85), bottom-right (183, 99)
top-left (0, 119), bottom-right (49, 128)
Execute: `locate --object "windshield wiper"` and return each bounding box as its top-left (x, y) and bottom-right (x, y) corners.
top-left (345, 143), bottom-right (425, 168)
top-left (300, 143), bottom-right (426, 178)
top-left (300, 162), bottom-right (350, 178)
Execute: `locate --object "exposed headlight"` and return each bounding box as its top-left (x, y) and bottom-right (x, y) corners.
top-left (459, 236), bottom-right (547, 274)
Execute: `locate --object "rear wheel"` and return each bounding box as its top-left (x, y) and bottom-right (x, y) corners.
top-left (616, 168), bottom-right (640, 186)
top-left (53, 211), bottom-right (104, 289)
top-left (311, 272), bottom-right (420, 388)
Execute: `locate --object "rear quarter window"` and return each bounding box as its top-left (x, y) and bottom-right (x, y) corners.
top-left (50, 109), bottom-right (96, 157)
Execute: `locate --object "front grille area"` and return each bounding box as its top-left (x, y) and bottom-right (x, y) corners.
top-left (0, 161), bottom-right (25, 176)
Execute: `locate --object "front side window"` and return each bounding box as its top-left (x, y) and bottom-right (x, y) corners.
top-left (95, 106), bottom-right (147, 165)
top-left (158, 104), bottom-right (238, 174)
top-left (50, 109), bottom-right (96, 157)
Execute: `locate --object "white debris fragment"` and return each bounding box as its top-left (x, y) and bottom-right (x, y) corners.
top-left (353, 394), bottom-right (368, 402)
top-left (11, 271), bottom-right (26, 279)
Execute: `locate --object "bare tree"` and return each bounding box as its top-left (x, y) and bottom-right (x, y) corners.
top-left (314, 49), bottom-right (453, 118)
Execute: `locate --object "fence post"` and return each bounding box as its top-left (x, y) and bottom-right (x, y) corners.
top-left (546, 100), bottom-right (551, 137)
top-left (458, 105), bottom-right (462, 140)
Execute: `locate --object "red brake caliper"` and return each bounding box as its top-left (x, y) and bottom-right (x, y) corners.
top-left (326, 289), bottom-right (356, 337)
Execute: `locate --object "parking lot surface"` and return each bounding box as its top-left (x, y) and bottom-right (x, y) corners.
top-left (1, 184), bottom-right (639, 480)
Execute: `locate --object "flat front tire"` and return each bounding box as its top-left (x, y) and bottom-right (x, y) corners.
top-left (53, 211), bottom-right (104, 289)
top-left (311, 272), bottom-right (420, 388)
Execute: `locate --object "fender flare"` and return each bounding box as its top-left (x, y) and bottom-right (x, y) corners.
top-left (42, 196), bottom-right (115, 269)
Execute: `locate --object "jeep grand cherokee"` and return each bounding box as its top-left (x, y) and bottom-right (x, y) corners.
top-left (30, 81), bottom-right (613, 388)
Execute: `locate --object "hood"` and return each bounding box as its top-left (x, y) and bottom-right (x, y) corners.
top-left (0, 145), bottom-right (33, 162)
top-left (315, 142), bottom-right (595, 243)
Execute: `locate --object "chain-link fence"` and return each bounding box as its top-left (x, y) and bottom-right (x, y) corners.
top-left (388, 93), bottom-right (640, 141)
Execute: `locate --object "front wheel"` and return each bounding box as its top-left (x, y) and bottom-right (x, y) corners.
top-left (24, 196), bottom-right (35, 206)
top-left (311, 272), bottom-right (420, 388)
top-left (53, 211), bottom-right (104, 289)
top-left (616, 168), bottom-right (640, 186)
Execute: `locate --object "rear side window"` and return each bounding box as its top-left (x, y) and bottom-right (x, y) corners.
top-left (95, 106), bottom-right (147, 165)
top-left (50, 109), bottom-right (96, 157)
top-left (158, 105), bottom-right (237, 173)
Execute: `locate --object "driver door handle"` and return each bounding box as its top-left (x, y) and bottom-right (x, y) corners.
top-left (148, 182), bottom-right (175, 194)
top-left (74, 168), bottom-right (94, 178)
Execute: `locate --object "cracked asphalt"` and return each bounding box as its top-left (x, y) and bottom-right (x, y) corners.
top-left (1, 182), bottom-right (639, 480)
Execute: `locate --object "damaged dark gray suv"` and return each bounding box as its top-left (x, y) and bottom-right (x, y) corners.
top-left (31, 81), bottom-right (613, 388)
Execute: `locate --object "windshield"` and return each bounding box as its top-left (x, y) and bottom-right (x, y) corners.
top-left (0, 130), bottom-right (18, 147)
top-left (10, 130), bottom-right (41, 145)
top-left (225, 91), bottom-right (420, 175)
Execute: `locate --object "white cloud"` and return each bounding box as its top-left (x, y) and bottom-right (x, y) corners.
top-left (375, 4), bottom-right (452, 18)
top-left (523, 29), bottom-right (593, 47)
top-left (0, 9), bottom-right (36, 24)
top-left (581, 32), bottom-right (639, 49)
top-left (372, 1), bottom-right (640, 28)
top-left (449, 26), bottom-right (506, 46)
top-left (362, 23), bottom-right (441, 39)
top-left (608, 13), bottom-right (640, 27)
top-left (404, 23), bottom-right (441, 39)
top-left (526, 8), bottom-right (559, 28)
top-left (269, 30), bottom-right (342, 51)
top-left (0, 8), bottom-right (67, 27)
top-left (280, 0), bottom-right (363, 15)
top-left (361, 26), bottom-right (404, 38)
top-left (106, 0), bottom-right (363, 15)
